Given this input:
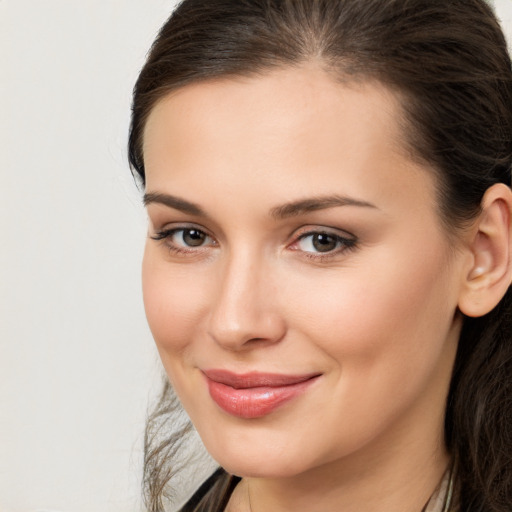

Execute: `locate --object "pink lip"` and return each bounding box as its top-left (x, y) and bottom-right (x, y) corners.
top-left (202, 369), bottom-right (321, 419)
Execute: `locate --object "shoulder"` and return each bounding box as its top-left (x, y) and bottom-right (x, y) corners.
top-left (179, 468), bottom-right (241, 512)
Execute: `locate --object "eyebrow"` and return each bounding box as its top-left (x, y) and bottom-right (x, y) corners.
top-left (143, 192), bottom-right (206, 216)
top-left (143, 192), bottom-right (377, 218)
top-left (270, 195), bottom-right (378, 219)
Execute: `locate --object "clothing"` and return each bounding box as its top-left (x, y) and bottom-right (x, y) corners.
top-left (179, 468), bottom-right (239, 512)
top-left (423, 464), bottom-right (459, 512)
top-left (179, 465), bottom-right (458, 512)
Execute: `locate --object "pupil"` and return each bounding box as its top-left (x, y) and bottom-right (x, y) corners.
top-left (312, 233), bottom-right (336, 252)
top-left (183, 230), bottom-right (205, 246)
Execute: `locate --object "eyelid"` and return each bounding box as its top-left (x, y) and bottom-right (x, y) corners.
top-left (291, 225), bottom-right (357, 243)
top-left (287, 226), bottom-right (358, 258)
top-left (150, 224), bottom-right (218, 255)
top-left (150, 222), bottom-right (215, 239)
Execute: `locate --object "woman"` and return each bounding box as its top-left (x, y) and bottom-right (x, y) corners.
top-left (129, 1), bottom-right (512, 511)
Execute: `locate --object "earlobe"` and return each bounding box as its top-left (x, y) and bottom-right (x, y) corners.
top-left (458, 183), bottom-right (512, 318)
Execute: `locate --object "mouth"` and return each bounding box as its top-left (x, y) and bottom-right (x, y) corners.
top-left (202, 369), bottom-right (321, 419)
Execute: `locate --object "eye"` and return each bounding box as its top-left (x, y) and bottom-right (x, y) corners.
top-left (298, 233), bottom-right (339, 253)
top-left (175, 228), bottom-right (208, 247)
top-left (291, 230), bottom-right (357, 256)
top-left (151, 226), bottom-right (216, 252)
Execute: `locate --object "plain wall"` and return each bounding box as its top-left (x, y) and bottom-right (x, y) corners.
top-left (1, 1), bottom-right (511, 511)
top-left (1, 1), bottom-right (178, 511)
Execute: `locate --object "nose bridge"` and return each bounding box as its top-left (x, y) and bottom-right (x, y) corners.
top-left (207, 245), bottom-right (284, 350)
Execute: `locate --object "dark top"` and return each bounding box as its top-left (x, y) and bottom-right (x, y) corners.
top-left (179, 468), bottom-right (240, 512)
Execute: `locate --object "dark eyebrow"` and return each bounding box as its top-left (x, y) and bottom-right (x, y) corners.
top-left (143, 192), bottom-right (206, 216)
top-left (270, 195), bottom-right (378, 219)
top-left (144, 192), bottom-right (377, 219)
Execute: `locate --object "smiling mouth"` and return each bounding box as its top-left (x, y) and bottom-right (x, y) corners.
top-left (202, 369), bottom-right (321, 419)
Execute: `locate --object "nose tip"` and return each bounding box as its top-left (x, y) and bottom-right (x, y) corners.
top-left (207, 261), bottom-right (286, 351)
top-left (208, 310), bottom-right (286, 351)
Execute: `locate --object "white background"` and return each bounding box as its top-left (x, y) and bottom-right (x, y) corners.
top-left (1, 1), bottom-right (512, 511)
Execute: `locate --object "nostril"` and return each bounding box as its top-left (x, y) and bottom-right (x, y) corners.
top-left (208, 315), bottom-right (287, 351)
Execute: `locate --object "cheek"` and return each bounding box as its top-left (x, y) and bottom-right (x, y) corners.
top-left (141, 246), bottom-right (210, 356)
top-left (287, 243), bottom-right (457, 376)
top-left (276, 247), bottom-right (460, 454)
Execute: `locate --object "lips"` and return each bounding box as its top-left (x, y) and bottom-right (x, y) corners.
top-left (202, 369), bottom-right (321, 419)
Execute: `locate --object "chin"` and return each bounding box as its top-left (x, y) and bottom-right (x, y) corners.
top-left (200, 431), bottom-right (316, 479)
top-left (214, 455), bottom-right (309, 479)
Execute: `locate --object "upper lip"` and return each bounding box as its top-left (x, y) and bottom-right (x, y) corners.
top-left (202, 369), bottom-right (321, 389)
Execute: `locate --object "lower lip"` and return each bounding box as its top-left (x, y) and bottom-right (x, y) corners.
top-left (205, 376), bottom-right (319, 419)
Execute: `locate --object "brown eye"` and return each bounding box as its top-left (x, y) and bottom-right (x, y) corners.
top-left (182, 229), bottom-right (206, 246)
top-left (150, 227), bottom-right (214, 251)
top-left (293, 230), bottom-right (357, 256)
top-left (311, 233), bottom-right (337, 253)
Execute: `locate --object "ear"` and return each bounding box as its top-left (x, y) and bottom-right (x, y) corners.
top-left (458, 183), bottom-right (512, 318)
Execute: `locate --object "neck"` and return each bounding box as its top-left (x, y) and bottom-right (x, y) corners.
top-left (248, 447), bottom-right (449, 512)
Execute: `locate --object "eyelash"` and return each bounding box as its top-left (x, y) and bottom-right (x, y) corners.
top-left (292, 230), bottom-right (358, 259)
top-left (150, 226), bottom-right (358, 260)
top-left (150, 227), bottom-right (217, 256)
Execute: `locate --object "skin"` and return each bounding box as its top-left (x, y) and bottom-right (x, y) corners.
top-left (140, 65), bottom-right (502, 511)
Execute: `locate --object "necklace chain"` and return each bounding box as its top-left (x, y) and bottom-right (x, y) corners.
top-left (247, 481), bottom-right (253, 512)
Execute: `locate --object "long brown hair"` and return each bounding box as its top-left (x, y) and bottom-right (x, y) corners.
top-left (129, 1), bottom-right (512, 510)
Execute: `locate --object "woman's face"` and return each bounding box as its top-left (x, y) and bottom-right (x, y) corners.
top-left (141, 66), bottom-right (464, 478)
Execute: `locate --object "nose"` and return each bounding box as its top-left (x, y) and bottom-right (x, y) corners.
top-left (207, 251), bottom-right (286, 351)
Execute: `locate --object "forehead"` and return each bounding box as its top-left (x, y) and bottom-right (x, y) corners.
top-left (143, 64), bottom-right (407, 168)
top-left (142, 65), bottom-right (437, 221)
